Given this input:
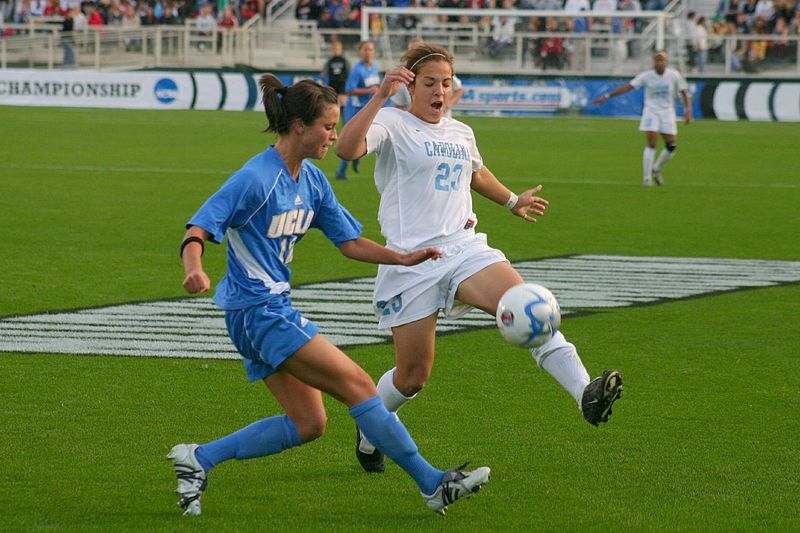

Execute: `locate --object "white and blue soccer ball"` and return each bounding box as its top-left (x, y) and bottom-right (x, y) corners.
top-left (496, 283), bottom-right (561, 348)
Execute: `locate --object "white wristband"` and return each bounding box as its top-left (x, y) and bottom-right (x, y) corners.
top-left (504, 192), bottom-right (519, 209)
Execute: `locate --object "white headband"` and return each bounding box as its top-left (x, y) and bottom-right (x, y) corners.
top-left (409, 53), bottom-right (447, 72)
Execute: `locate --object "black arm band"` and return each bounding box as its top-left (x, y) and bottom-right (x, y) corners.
top-left (180, 236), bottom-right (205, 258)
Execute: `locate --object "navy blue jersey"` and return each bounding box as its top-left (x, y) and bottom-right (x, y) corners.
top-left (188, 146), bottom-right (362, 310)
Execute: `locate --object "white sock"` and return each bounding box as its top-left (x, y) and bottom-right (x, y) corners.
top-left (359, 368), bottom-right (415, 453)
top-left (531, 331), bottom-right (591, 407)
top-left (653, 148), bottom-right (675, 171)
top-left (643, 146), bottom-right (656, 181)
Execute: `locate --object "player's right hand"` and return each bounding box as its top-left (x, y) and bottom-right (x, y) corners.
top-left (400, 247), bottom-right (443, 266)
top-left (183, 270), bottom-right (211, 294)
top-left (378, 67), bottom-right (415, 99)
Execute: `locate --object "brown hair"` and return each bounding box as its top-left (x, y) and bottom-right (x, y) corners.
top-left (400, 43), bottom-right (454, 77)
top-left (258, 74), bottom-right (338, 135)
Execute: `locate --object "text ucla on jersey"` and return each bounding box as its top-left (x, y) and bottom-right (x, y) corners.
top-left (188, 147), bottom-right (362, 310)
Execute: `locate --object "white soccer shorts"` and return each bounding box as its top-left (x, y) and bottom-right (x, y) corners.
top-left (372, 231), bottom-right (507, 330)
top-left (639, 108), bottom-right (678, 135)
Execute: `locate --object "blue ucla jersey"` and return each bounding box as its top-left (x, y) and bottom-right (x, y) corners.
top-left (188, 146), bottom-right (362, 310)
top-left (344, 61), bottom-right (381, 122)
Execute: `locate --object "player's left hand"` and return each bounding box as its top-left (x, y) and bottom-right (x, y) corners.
top-left (400, 247), bottom-right (443, 266)
top-left (511, 185), bottom-right (549, 223)
top-left (684, 110), bottom-right (692, 124)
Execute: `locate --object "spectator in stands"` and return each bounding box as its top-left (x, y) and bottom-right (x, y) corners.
top-left (29, 0), bottom-right (44, 17)
top-left (321, 39), bottom-right (350, 116)
top-left (336, 40), bottom-right (380, 180)
top-left (140, 3), bottom-right (158, 25)
top-left (592, 0), bottom-right (616, 12)
top-left (535, 0), bottom-right (562, 10)
top-left (563, 0), bottom-right (589, 12)
top-left (695, 16), bottom-right (709, 72)
top-left (42, 0), bottom-right (61, 16)
top-left (742, 0), bottom-right (758, 24)
top-left (790, 7), bottom-right (800, 34)
top-left (708, 19), bottom-right (726, 62)
top-left (487, 14), bottom-right (515, 57)
top-left (522, 15), bottom-right (541, 65)
top-left (239, 0), bottom-right (257, 23)
top-left (85, 3), bottom-right (103, 25)
top-left (12, 0), bottom-right (30, 23)
top-left (195, 2), bottom-right (216, 50)
top-left (723, 0), bottom-right (741, 23)
top-left (217, 4), bottom-right (237, 50)
top-left (755, 0), bottom-right (774, 21)
top-left (417, 0), bottom-right (438, 27)
top-left (61, 6), bottom-right (76, 66)
top-left (539, 16), bottom-right (569, 69)
top-left (295, 0), bottom-right (320, 21)
top-left (770, 16), bottom-right (790, 58)
top-left (683, 11), bottom-right (697, 70)
top-left (219, 4), bottom-right (239, 30)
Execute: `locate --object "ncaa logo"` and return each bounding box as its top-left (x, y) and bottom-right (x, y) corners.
top-left (154, 78), bottom-right (178, 104)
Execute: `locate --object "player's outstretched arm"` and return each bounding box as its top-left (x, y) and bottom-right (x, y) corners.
top-left (594, 83), bottom-right (634, 105)
top-left (181, 226), bottom-right (213, 294)
top-left (338, 237), bottom-right (441, 266)
top-left (335, 67), bottom-right (415, 161)
top-left (471, 166), bottom-right (549, 223)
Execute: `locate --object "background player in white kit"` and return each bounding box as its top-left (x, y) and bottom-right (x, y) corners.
top-left (336, 43), bottom-right (623, 473)
top-left (594, 51), bottom-right (692, 186)
top-left (167, 74), bottom-right (490, 516)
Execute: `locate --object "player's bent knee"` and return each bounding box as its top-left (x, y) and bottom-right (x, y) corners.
top-left (296, 414), bottom-right (327, 442)
top-left (394, 368), bottom-right (429, 397)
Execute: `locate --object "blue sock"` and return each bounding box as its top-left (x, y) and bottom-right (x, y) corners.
top-left (195, 415), bottom-right (301, 473)
top-left (349, 396), bottom-right (443, 495)
top-left (336, 159), bottom-right (348, 177)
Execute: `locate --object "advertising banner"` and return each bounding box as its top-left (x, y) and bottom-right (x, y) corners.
top-left (0, 69), bottom-right (193, 109)
top-left (1, 68), bottom-right (797, 122)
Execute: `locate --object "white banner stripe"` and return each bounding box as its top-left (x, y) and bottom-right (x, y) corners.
top-left (2, 255), bottom-right (799, 359)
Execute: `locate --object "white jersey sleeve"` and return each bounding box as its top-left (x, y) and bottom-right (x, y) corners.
top-left (364, 107), bottom-right (484, 251)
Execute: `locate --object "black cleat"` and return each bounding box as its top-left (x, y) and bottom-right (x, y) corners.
top-left (355, 426), bottom-right (385, 473)
top-left (581, 370), bottom-right (623, 426)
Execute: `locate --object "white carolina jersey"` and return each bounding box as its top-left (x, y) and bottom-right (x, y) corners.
top-left (366, 107), bottom-right (483, 251)
top-left (629, 68), bottom-right (687, 113)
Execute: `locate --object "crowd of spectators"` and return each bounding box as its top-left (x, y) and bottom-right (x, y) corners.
top-left (702, 0), bottom-right (800, 70)
top-left (2, 0), bottom-right (798, 72)
top-left (295, 0), bottom-right (800, 71)
top-left (1, 0), bottom-right (265, 33)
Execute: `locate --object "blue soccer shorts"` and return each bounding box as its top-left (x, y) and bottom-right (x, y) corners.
top-left (225, 296), bottom-right (320, 382)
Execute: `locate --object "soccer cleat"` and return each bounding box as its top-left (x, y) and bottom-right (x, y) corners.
top-left (653, 169), bottom-right (664, 186)
top-left (167, 443), bottom-right (207, 516)
top-left (355, 426), bottom-right (386, 473)
top-left (422, 463), bottom-right (491, 515)
top-left (335, 172), bottom-right (349, 181)
top-left (642, 176), bottom-right (653, 187)
top-left (581, 370), bottom-right (623, 426)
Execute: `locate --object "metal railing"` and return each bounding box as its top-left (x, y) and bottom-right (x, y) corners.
top-left (2, 17), bottom-right (798, 77)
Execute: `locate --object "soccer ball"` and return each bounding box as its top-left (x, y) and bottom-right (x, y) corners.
top-left (496, 283), bottom-right (561, 348)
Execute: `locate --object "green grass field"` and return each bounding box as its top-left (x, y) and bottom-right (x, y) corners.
top-left (1, 106), bottom-right (799, 531)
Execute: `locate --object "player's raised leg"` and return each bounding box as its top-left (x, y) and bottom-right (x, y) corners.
top-left (457, 262), bottom-right (622, 426)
